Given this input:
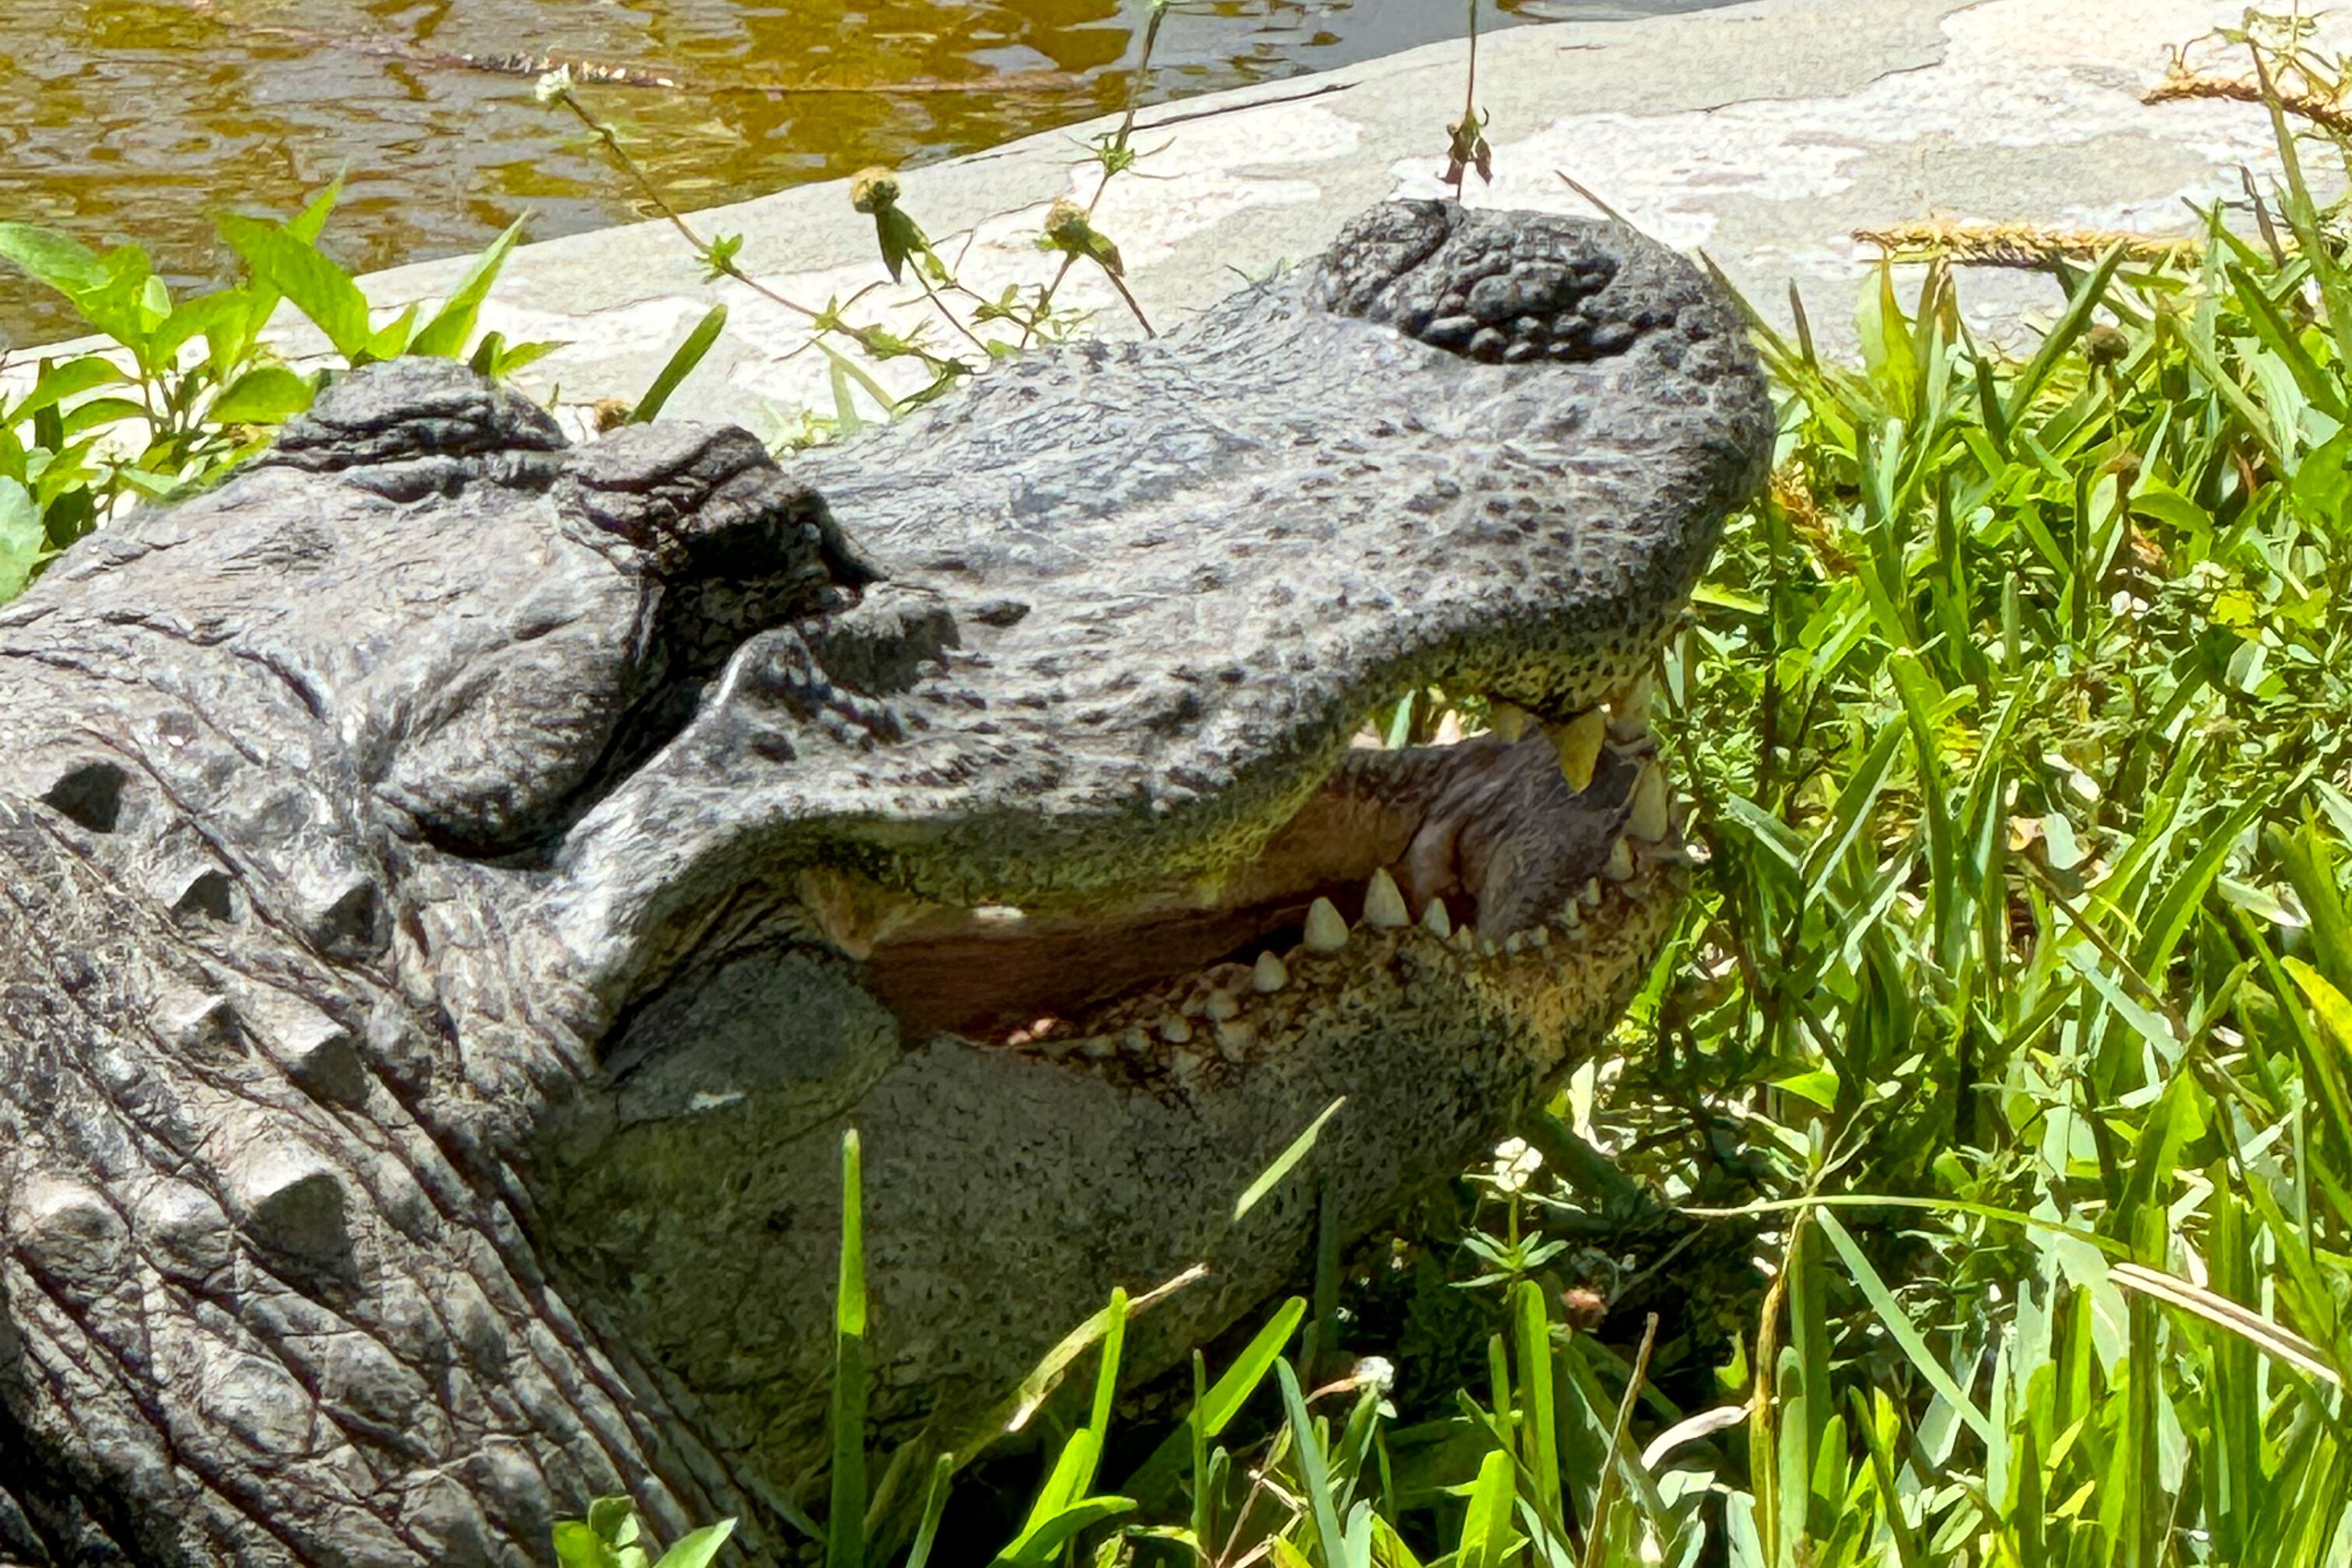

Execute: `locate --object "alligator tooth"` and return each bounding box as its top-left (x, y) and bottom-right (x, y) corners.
top-left (972, 904), bottom-right (1026, 927)
top-left (1531, 926), bottom-right (1552, 948)
top-left (1628, 761), bottom-right (1671, 842)
top-left (1581, 878), bottom-right (1604, 908)
top-left (1490, 702), bottom-right (1533, 744)
top-left (1479, 936), bottom-right (1500, 958)
top-left (1420, 899), bottom-right (1454, 940)
top-left (1157, 1015), bottom-right (1194, 1045)
top-left (1204, 992), bottom-right (1241, 1022)
top-left (1213, 1018), bottom-right (1255, 1060)
top-left (1558, 898), bottom-right (1582, 928)
top-left (1608, 673), bottom-right (1653, 740)
top-left (1553, 709), bottom-right (1608, 794)
top-left (1505, 932), bottom-right (1527, 955)
top-left (1454, 924), bottom-right (1479, 951)
top-left (1253, 952), bottom-right (1290, 993)
top-left (1604, 838), bottom-right (1635, 881)
top-left (1363, 867), bottom-right (1410, 929)
top-left (1303, 897), bottom-right (1350, 954)
top-left (1121, 1027), bottom-right (1153, 1057)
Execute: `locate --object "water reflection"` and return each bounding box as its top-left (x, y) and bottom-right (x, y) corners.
top-left (0, 0), bottom-right (1713, 346)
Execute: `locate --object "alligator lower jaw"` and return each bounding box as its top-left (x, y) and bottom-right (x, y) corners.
top-left (830, 704), bottom-right (1689, 1066)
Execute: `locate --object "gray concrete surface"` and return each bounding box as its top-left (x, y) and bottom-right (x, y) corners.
top-left (29, 0), bottom-right (2343, 439)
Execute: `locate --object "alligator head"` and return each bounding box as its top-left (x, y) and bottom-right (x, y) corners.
top-left (0, 201), bottom-right (1769, 1565)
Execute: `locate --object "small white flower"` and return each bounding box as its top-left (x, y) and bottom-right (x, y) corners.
top-left (1491, 1136), bottom-right (1542, 1194)
top-left (534, 65), bottom-right (575, 106)
top-left (1350, 1356), bottom-right (1395, 1394)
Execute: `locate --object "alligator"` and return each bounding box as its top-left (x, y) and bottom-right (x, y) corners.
top-left (0, 199), bottom-right (1769, 1566)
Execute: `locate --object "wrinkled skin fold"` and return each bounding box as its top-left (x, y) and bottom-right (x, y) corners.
top-left (0, 201), bottom-right (1769, 1566)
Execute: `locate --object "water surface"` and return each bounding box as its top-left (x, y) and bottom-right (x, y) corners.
top-left (2, 0), bottom-right (1742, 346)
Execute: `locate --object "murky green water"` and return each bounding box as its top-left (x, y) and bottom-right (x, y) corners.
top-left (0, 0), bottom-right (1734, 347)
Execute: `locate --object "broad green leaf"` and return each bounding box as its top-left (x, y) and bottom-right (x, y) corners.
top-left (10, 356), bottom-right (127, 420)
top-left (0, 478), bottom-right (46, 600)
top-left (209, 367), bottom-right (317, 426)
top-left (0, 223), bottom-right (110, 298)
top-left (652, 1521), bottom-right (735, 1568)
top-left (552, 1521), bottom-right (610, 1568)
top-left (588, 1496), bottom-right (639, 1547)
top-left (216, 214), bottom-right (376, 361)
top-left (58, 397), bottom-right (147, 439)
top-left (2061, 945), bottom-right (2179, 1064)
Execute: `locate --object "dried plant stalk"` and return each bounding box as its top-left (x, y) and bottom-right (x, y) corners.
top-left (2142, 67), bottom-right (2352, 134)
top-left (1851, 221), bottom-right (2197, 270)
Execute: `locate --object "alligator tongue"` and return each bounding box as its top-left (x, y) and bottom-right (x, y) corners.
top-left (859, 733), bottom-right (1638, 1038)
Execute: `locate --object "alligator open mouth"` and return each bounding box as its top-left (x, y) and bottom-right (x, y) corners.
top-left (828, 685), bottom-right (1682, 1063)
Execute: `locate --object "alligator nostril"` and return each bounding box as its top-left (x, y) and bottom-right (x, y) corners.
top-left (43, 760), bottom-right (127, 832)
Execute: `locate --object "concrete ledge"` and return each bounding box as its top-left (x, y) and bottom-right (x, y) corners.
top-left (36, 0), bottom-right (2346, 438)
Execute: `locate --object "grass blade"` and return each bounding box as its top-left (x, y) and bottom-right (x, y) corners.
top-left (1235, 1096), bottom-right (1346, 1221)
top-left (827, 1130), bottom-right (867, 1568)
top-left (633, 303), bottom-right (730, 422)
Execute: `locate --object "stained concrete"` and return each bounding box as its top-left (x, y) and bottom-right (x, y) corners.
top-left (26, 0), bottom-right (2347, 437)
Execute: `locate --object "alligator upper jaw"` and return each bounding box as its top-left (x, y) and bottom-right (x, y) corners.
top-left (827, 703), bottom-right (1682, 1048)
